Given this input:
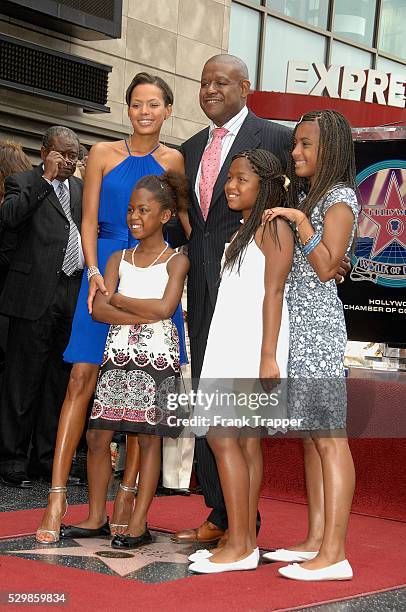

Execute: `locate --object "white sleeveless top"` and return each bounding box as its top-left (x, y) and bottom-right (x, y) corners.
top-left (200, 237), bottom-right (290, 379)
top-left (117, 248), bottom-right (179, 300)
top-left (193, 237), bottom-right (290, 436)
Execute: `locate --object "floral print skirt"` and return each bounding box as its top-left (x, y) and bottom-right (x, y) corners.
top-left (88, 319), bottom-right (182, 437)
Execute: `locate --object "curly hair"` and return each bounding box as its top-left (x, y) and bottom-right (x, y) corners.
top-left (223, 148), bottom-right (287, 273)
top-left (134, 171), bottom-right (189, 215)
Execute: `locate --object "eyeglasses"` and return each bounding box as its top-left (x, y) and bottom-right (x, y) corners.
top-left (61, 152), bottom-right (79, 162)
top-left (48, 146), bottom-right (78, 162)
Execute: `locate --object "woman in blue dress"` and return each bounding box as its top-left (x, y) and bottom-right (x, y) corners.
top-left (37, 73), bottom-right (191, 543)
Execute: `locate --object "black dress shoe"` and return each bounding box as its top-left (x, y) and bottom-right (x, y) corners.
top-left (28, 463), bottom-right (52, 482)
top-left (256, 511), bottom-right (261, 536)
top-left (155, 485), bottom-right (171, 496)
top-left (67, 474), bottom-right (87, 486)
top-left (170, 488), bottom-right (191, 496)
top-left (111, 528), bottom-right (152, 550)
top-left (28, 470), bottom-right (50, 483)
top-left (60, 519), bottom-right (110, 539)
top-left (0, 470), bottom-right (32, 488)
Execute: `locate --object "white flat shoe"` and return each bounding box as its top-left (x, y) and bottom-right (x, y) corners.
top-left (188, 549), bottom-right (213, 562)
top-left (278, 559), bottom-right (353, 581)
top-left (263, 548), bottom-right (318, 562)
top-left (189, 546), bottom-right (259, 563)
top-left (189, 549), bottom-right (259, 574)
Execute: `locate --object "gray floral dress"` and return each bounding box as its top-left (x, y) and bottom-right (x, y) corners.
top-left (286, 185), bottom-right (359, 431)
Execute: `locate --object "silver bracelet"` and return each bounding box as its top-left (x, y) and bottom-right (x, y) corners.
top-left (87, 266), bottom-right (101, 282)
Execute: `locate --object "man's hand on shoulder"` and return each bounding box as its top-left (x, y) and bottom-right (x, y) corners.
top-left (335, 255), bottom-right (351, 284)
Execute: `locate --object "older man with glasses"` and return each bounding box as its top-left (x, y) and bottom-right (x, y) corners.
top-left (0, 126), bottom-right (84, 487)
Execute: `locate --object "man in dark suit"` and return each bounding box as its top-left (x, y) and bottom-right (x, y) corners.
top-left (170, 55), bottom-right (292, 542)
top-left (0, 126), bottom-right (83, 487)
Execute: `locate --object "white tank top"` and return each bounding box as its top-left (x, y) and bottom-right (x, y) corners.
top-left (117, 248), bottom-right (179, 299)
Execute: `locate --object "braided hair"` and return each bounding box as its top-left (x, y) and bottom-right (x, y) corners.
top-left (134, 171), bottom-right (189, 216)
top-left (223, 149), bottom-right (287, 273)
top-left (287, 110), bottom-right (356, 216)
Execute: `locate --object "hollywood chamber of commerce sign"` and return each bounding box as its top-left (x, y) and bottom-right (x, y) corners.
top-left (247, 60), bottom-right (406, 342)
top-left (282, 63), bottom-right (406, 290)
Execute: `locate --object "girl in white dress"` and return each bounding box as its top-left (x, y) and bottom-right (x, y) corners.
top-left (189, 149), bottom-right (293, 574)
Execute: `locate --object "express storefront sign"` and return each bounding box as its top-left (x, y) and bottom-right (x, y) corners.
top-left (248, 61), bottom-right (406, 127)
top-left (286, 61), bottom-right (405, 108)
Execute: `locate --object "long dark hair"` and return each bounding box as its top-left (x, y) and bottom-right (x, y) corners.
top-left (223, 149), bottom-right (287, 273)
top-left (287, 110), bottom-right (356, 216)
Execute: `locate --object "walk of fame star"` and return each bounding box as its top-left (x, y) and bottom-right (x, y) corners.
top-left (364, 170), bottom-right (406, 258)
top-left (3, 533), bottom-right (193, 581)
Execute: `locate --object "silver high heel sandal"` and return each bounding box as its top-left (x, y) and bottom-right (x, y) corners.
top-left (110, 482), bottom-right (137, 535)
top-left (36, 486), bottom-right (68, 544)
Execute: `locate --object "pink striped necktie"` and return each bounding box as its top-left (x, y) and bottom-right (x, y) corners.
top-left (199, 127), bottom-right (228, 220)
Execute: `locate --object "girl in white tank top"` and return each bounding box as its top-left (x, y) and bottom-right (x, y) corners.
top-left (70, 171), bottom-right (190, 550)
top-left (189, 150), bottom-right (293, 575)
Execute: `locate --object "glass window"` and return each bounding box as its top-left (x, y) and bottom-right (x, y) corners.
top-left (266, 0), bottom-right (329, 29)
top-left (331, 42), bottom-right (372, 100)
top-left (377, 57), bottom-right (406, 81)
top-left (262, 17), bottom-right (326, 92)
top-left (229, 3), bottom-right (261, 87)
top-left (331, 41), bottom-right (372, 69)
top-left (379, 0), bottom-right (406, 60)
top-left (333, 0), bottom-right (377, 47)
top-left (377, 57), bottom-right (406, 107)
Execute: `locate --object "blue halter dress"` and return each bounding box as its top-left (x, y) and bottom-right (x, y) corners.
top-left (64, 142), bottom-right (187, 365)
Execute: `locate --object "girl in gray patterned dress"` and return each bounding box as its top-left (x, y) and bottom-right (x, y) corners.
top-left (264, 110), bottom-right (360, 582)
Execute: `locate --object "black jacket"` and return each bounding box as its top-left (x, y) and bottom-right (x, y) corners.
top-left (0, 165), bottom-right (83, 320)
top-left (179, 110), bottom-right (292, 337)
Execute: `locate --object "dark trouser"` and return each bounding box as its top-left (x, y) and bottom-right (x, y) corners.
top-left (189, 288), bottom-right (228, 530)
top-left (0, 272), bottom-right (81, 475)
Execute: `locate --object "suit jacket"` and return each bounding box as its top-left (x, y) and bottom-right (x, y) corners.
top-left (0, 165), bottom-right (83, 320)
top-left (0, 228), bottom-right (18, 294)
top-left (179, 110), bottom-right (292, 337)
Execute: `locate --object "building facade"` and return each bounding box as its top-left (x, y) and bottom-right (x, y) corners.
top-left (229, 1), bottom-right (406, 126)
top-left (0, 0), bottom-right (231, 159)
top-left (230, 0), bottom-right (406, 91)
top-left (0, 0), bottom-right (405, 160)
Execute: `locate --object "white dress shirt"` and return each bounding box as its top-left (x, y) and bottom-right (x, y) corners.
top-left (195, 105), bottom-right (249, 204)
